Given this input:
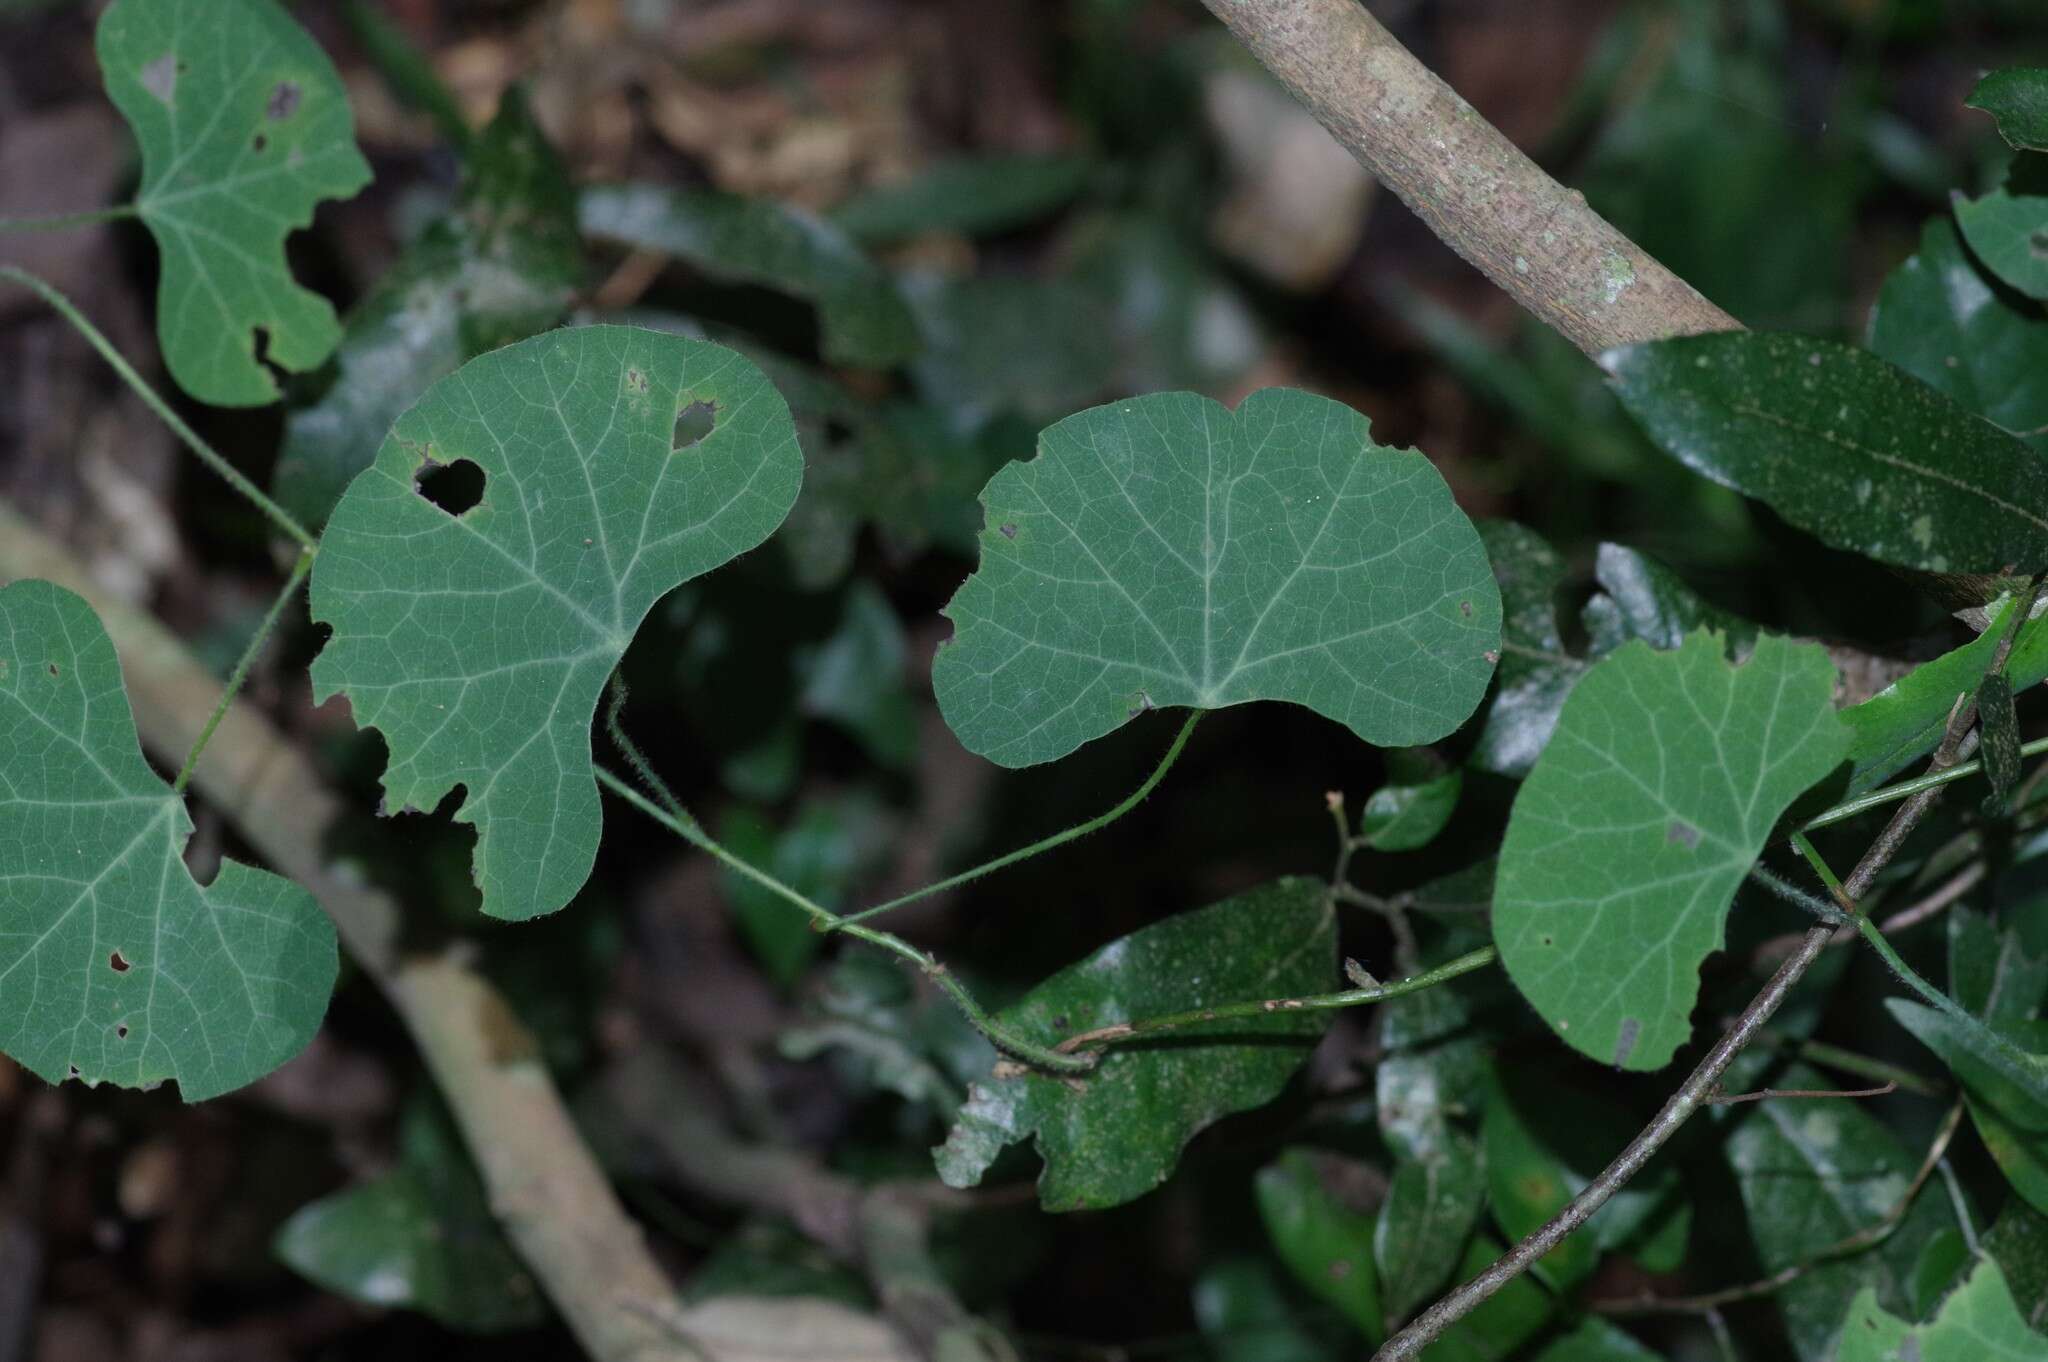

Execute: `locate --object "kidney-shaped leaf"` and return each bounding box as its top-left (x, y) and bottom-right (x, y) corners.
top-left (1494, 632), bottom-right (1849, 1071)
top-left (1605, 333), bottom-right (2048, 575)
top-left (933, 389), bottom-right (1502, 768)
top-left (0, 580), bottom-right (336, 1100)
top-left (934, 877), bottom-right (1336, 1210)
top-left (309, 327), bottom-right (802, 921)
top-left (97, 0), bottom-right (372, 406)
top-left (1837, 1257), bottom-right (2045, 1362)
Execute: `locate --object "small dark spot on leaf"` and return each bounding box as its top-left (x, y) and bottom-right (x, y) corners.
top-left (1540, 935), bottom-right (1553, 946)
top-left (1327, 1260), bottom-right (1353, 1280)
top-left (266, 80), bottom-right (302, 120)
top-left (140, 52), bottom-right (178, 105)
top-left (624, 367), bottom-right (648, 395)
top-left (110, 950), bottom-right (130, 973)
top-left (1053, 1015), bottom-right (1069, 1031)
top-left (2033, 231), bottom-right (2048, 261)
top-left (251, 133), bottom-right (267, 152)
top-left (1613, 1017), bottom-right (1640, 1067)
top-left (47, 662), bottom-right (59, 677)
top-left (415, 458), bottom-right (485, 516)
top-left (1460, 599), bottom-right (1472, 617)
top-left (999, 523), bottom-right (1018, 539)
top-left (1666, 820), bottom-right (1700, 848)
top-left (673, 400), bottom-right (716, 451)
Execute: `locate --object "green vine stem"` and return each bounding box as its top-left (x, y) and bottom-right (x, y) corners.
top-left (174, 548), bottom-right (315, 793)
top-left (0, 266), bottom-right (319, 551)
top-left (1052, 946), bottom-right (1498, 1055)
top-left (0, 204), bottom-right (139, 233)
top-left (832, 712), bottom-right (1203, 930)
top-left (1801, 735), bottom-right (2048, 833)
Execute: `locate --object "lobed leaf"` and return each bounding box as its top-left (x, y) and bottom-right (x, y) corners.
top-left (1837, 1256), bottom-right (2045, 1362)
top-left (97, 0), bottom-right (372, 406)
top-left (934, 388), bottom-right (1502, 768)
top-left (933, 878), bottom-right (1336, 1210)
top-left (1605, 332), bottom-right (2048, 575)
top-left (0, 580), bottom-right (336, 1100)
top-left (1494, 632), bottom-right (1850, 1070)
top-left (309, 327), bottom-right (802, 921)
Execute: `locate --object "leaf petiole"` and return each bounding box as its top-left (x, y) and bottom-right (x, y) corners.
top-left (0, 204), bottom-right (140, 233)
top-left (174, 548), bottom-right (316, 793)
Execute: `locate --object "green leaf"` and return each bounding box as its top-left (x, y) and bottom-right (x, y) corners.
top-left (578, 183), bottom-right (919, 368)
top-left (1837, 1256), bottom-right (2047, 1361)
top-left (779, 955), bottom-right (989, 1122)
top-left (1957, 160), bottom-right (2048, 302)
top-left (1986, 1200), bottom-right (2048, 1332)
top-left (274, 1098), bottom-right (544, 1331)
top-left (1984, 671), bottom-right (2024, 814)
top-left (797, 582), bottom-right (917, 770)
top-left (1480, 1072), bottom-right (1683, 1292)
top-left (1888, 1004), bottom-right (2048, 1215)
top-left (1529, 1318), bottom-right (1661, 1362)
top-left (273, 88), bottom-right (582, 530)
top-left (722, 793), bottom-right (892, 987)
top-left (1192, 1258), bottom-right (1343, 1362)
top-left (1867, 219), bottom-right (2048, 454)
top-left (1420, 1233), bottom-right (1554, 1362)
top-left (1839, 593), bottom-right (2048, 795)
top-left (933, 389), bottom-right (1502, 768)
top-left (830, 154), bottom-right (1093, 244)
top-left (97, 0), bottom-right (372, 406)
top-left (308, 327), bottom-right (803, 921)
top-left (1722, 1061), bottom-right (1966, 1360)
top-left (906, 275), bottom-right (1122, 427)
top-left (0, 580), bottom-right (336, 1100)
top-left (1950, 907), bottom-right (2048, 1025)
top-left (933, 878), bottom-right (1337, 1210)
top-left (1605, 332), bottom-right (2048, 575)
top-left (1973, 70), bottom-right (2048, 152)
top-left (1256, 1149), bottom-right (1384, 1344)
top-left (1360, 770), bottom-right (1462, 853)
top-left (1374, 1134), bottom-right (1484, 1322)
top-left (1494, 632), bottom-right (1850, 1070)
top-left (1580, 543), bottom-right (1756, 657)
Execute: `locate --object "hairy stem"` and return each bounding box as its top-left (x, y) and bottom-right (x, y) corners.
top-left (0, 267), bottom-right (318, 550)
top-left (0, 204), bottom-right (139, 233)
top-left (834, 711), bottom-right (1202, 930)
top-left (1196, 0), bottom-right (1737, 358)
top-left (173, 548), bottom-right (314, 793)
top-left (1802, 735), bottom-right (2048, 834)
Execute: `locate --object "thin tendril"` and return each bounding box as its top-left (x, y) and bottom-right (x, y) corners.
top-left (0, 205), bottom-right (139, 233)
top-left (174, 549), bottom-right (316, 793)
top-left (0, 267), bottom-right (318, 551)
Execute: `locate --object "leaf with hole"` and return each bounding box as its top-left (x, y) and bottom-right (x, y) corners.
top-left (933, 877), bottom-right (1336, 1210)
top-left (1494, 632), bottom-right (1850, 1071)
top-left (1973, 70), bottom-right (2048, 153)
top-left (273, 88), bottom-right (582, 530)
top-left (579, 183), bottom-right (918, 368)
top-left (97, 0), bottom-right (372, 406)
top-left (933, 389), bottom-right (1502, 768)
top-left (274, 1097), bottom-right (544, 1331)
top-left (1255, 1148), bottom-right (1384, 1344)
top-left (309, 326), bottom-right (802, 921)
top-left (1837, 1256), bottom-right (2046, 1362)
top-left (0, 579), bottom-right (336, 1100)
top-left (1605, 332), bottom-right (2048, 575)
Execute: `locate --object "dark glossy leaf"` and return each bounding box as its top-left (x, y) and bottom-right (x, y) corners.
top-left (1605, 332), bottom-right (2048, 575)
top-left (1529, 1318), bottom-right (1661, 1362)
top-left (722, 793), bottom-right (893, 987)
top-left (1481, 1072), bottom-right (1683, 1292)
top-left (275, 1100), bottom-right (545, 1331)
top-left (1360, 770), bottom-right (1462, 853)
top-left (98, 0), bottom-right (372, 405)
top-left (1580, 543), bottom-right (1756, 656)
top-left (1191, 1258), bottom-right (1342, 1362)
top-left (1722, 1061), bottom-right (1965, 1359)
top-left (831, 154), bottom-right (1092, 244)
top-left (579, 183), bottom-right (918, 368)
top-left (1984, 671), bottom-right (2024, 814)
top-left (1840, 595), bottom-right (2048, 795)
top-left (1836, 1256), bottom-right (2045, 1361)
top-left (1973, 69), bottom-right (2048, 153)
top-left (1950, 908), bottom-right (2048, 1025)
top-left (1470, 522), bottom-right (1579, 779)
top-left (1494, 633), bottom-right (1850, 1071)
top-left (1256, 1149), bottom-right (1383, 1343)
top-left (934, 388), bottom-right (1502, 768)
top-left (1867, 219), bottom-right (2048, 453)
top-left (1957, 160), bottom-right (2048, 302)
top-left (274, 89), bottom-right (581, 529)
top-left (1374, 1133), bottom-right (1484, 1322)
top-left (934, 878), bottom-right (1337, 1210)
top-left (1986, 1200), bottom-right (2048, 1332)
